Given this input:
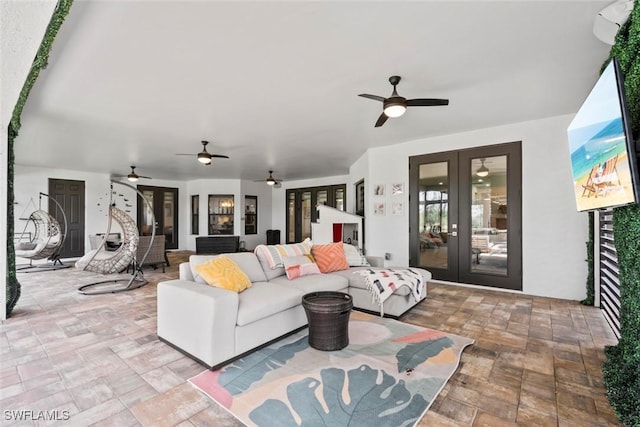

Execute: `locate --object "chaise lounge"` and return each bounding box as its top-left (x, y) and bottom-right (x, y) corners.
top-left (157, 242), bottom-right (431, 369)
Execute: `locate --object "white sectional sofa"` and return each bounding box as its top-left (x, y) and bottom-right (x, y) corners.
top-left (157, 251), bottom-right (430, 369)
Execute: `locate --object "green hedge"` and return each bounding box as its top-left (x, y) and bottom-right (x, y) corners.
top-left (6, 0), bottom-right (74, 316)
top-left (602, 2), bottom-right (640, 425)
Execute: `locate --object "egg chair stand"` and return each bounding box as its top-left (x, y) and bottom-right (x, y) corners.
top-left (15, 192), bottom-right (71, 273)
top-left (77, 180), bottom-right (155, 295)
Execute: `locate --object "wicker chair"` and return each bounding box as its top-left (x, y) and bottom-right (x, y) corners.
top-left (134, 235), bottom-right (167, 272)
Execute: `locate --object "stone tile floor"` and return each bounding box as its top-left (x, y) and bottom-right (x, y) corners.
top-left (1, 252), bottom-right (622, 426)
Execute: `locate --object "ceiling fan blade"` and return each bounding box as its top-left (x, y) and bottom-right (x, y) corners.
top-left (406, 98), bottom-right (449, 107)
top-left (359, 94), bottom-right (386, 102)
top-left (375, 112), bottom-right (389, 127)
top-left (210, 154), bottom-right (230, 159)
top-left (175, 154), bottom-right (195, 156)
top-left (138, 175), bottom-right (152, 179)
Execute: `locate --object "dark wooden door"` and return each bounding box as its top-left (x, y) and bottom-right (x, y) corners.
top-left (49, 179), bottom-right (85, 258)
top-left (137, 185), bottom-right (179, 249)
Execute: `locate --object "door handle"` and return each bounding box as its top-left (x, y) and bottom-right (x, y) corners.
top-left (450, 232), bottom-right (458, 237)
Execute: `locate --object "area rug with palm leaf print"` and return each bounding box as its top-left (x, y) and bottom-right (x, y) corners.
top-left (189, 311), bottom-right (473, 427)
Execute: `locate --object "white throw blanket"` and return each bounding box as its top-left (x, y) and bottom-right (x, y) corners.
top-left (355, 268), bottom-right (424, 316)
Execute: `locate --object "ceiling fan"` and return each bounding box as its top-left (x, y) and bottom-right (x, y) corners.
top-left (359, 76), bottom-right (449, 127)
top-left (254, 170), bottom-right (282, 186)
top-left (176, 140), bottom-right (229, 165)
top-left (113, 166), bottom-right (152, 182)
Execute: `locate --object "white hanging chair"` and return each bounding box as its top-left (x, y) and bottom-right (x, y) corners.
top-left (75, 205), bottom-right (139, 274)
top-left (77, 179), bottom-right (155, 295)
top-left (15, 193), bottom-right (69, 270)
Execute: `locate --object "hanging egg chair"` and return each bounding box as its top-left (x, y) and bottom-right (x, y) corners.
top-left (15, 192), bottom-right (69, 271)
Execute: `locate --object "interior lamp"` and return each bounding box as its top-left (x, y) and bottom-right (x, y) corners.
top-left (383, 99), bottom-right (407, 118)
top-left (476, 159), bottom-right (489, 177)
top-left (127, 175), bottom-right (138, 182)
top-left (198, 153), bottom-right (212, 165)
top-left (266, 176), bottom-right (277, 186)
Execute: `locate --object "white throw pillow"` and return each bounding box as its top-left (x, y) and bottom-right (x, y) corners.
top-left (343, 244), bottom-right (370, 267)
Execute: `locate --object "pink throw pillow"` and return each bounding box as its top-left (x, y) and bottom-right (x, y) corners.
top-left (311, 242), bottom-right (350, 273)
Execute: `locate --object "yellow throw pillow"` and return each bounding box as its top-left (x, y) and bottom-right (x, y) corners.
top-left (194, 256), bottom-right (252, 293)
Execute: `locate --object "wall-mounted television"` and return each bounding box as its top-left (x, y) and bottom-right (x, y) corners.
top-left (567, 58), bottom-right (639, 212)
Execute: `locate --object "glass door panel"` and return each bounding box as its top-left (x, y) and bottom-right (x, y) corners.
top-left (141, 190), bottom-right (155, 236)
top-left (317, 190), bottom-right (328, 207)
top-left (469, 156), bottom-right (508, 276)
top-left (418, 161), bottom-right (450, 270)
top-left (163, 192), bottom-right (176, 244)
top-left (301, 191), bottom-right (312, 240)
top-left (335, 188), bottom-right (345, 211)
top-left (287, 192), bottom-right (296, 242)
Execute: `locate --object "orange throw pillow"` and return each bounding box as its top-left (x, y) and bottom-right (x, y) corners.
top-left (311, 242), bottom-right (349, 273)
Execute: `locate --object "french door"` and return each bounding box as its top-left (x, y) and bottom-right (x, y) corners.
top-left (409, 142), bottom-right (522, 290)
top-left (286, 184), bottom-right (346, 243)
top-left (137, 185), bottom-right (179, 250)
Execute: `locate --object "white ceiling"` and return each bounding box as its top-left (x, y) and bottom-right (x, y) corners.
top-left (14, 0), bottom-right (612, 183)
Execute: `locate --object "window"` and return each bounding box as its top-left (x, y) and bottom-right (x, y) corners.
top-left (244, 196), bottom-right (257, 235)
top-left (208, 195), bottom-right (234, 235)
top-left (191, 195), bottom-right (199, 235)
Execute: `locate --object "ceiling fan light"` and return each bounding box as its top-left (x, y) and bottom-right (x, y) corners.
top-left (198, 153), bottom-right (211, 164)
top-left (267, 177), bottom-right (277, 186)
top-left (383, 102), bottom-right (406, 118)
top-left (476, 159), bottom-right (490, 177)
top-left (127, 175), bottom-right (138, 182)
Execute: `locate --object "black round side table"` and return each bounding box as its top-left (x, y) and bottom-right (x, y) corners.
top-left (302, 291), bottom-right (353, 351)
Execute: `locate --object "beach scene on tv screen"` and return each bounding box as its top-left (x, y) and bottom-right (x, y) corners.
top-left (567, 62), bottom-right (636, 211)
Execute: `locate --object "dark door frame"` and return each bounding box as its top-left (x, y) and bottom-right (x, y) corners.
top-left (136, 185), bottom-right (179, 250)
top-left (409, 141), bottom-right (522, 291)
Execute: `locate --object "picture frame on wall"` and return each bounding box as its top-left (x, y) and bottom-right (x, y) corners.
top-left (391, 202), bottom-right (404, 215)
top-left (374, 184), bottom-right (385, 196)
top-left (391, 183), bottom-right (404, 195)
top-left (374, 202), bottom-right (385, 215)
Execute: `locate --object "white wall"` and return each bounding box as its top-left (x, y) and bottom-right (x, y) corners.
top-left (1, 0), bottom-right (58, 320)
top-left (361, 114), bottom-right (588, 300)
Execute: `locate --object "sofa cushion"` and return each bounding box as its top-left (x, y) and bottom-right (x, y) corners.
top-left (195, 256), bottom-right (252, 293)
top-left (311, 242), bottom-right (350, 273)
top-left (270, 273), bottom-right (348, 294)
top-left (236, 282), bottom-right (304, 326)
top-left (254, 238), bottom-right (312, 269)
top-left (283, 255), bottom-right (321, 280)
top-left (190, 252), bottom-right (267, 284)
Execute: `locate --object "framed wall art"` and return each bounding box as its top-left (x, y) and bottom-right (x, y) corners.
top-left (373, 202), bottom-right (386, 215)
top-left (391, 183), bottom-right (404, 195)
top-left (391, 202), bottom-right (404, 215)
top-left (373, 184), bottom-right (385, 196)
